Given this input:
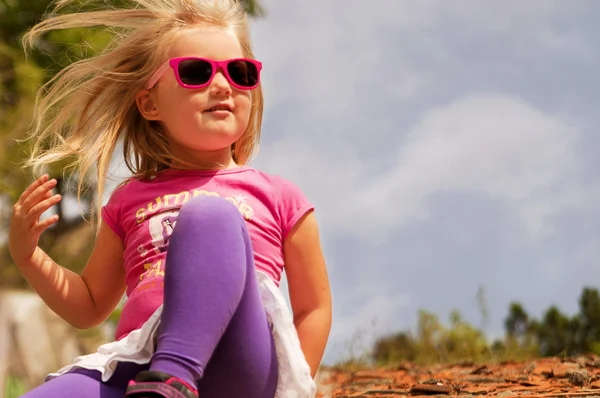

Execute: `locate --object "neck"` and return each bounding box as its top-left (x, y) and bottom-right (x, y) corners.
top-left (168, 146), bottom-right (238, 171)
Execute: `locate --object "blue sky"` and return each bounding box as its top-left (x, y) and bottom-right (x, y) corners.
top-left (244, 0), bottom-right (600, 364)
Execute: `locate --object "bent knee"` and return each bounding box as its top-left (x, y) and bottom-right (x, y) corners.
top-left (177, 195), bottom-right (243, 225)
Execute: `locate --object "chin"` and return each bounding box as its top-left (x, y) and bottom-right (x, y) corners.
top-left (190, 133), bottom-right (243, 151)
top-left (210, 126), bottom-right (244, 141)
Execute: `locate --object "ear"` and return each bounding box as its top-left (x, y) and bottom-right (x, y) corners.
top-left (135, 90), bottom-right (161, 121)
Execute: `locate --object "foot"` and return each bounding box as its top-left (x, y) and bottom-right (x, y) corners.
top-left (124, 370), bottom-right (198, 398)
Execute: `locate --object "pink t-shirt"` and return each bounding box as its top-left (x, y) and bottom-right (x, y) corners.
top-left (101, 166), bottom-right (313, 340)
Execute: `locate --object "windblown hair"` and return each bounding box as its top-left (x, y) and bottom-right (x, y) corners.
top-left (22, 0), bottom-right (263, 229)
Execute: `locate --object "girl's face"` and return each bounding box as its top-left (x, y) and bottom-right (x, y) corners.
top-left (141, 27), bottom-right (252, 167)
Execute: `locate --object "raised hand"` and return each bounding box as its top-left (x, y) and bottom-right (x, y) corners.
top-left (8, 174), bottom-right (62, 266)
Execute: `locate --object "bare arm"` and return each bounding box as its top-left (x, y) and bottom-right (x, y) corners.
top-left (284, 211), bottom-right (332, 378)
top-left (18, 224), bottom-right (126, 329)
top-left (9, 175), bottom-right (126, 329)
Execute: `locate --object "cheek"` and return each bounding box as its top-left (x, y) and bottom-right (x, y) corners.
top-left (235, 94), bottom-right (252, 123)
top-left (160, 93), bottom-right (206, 121)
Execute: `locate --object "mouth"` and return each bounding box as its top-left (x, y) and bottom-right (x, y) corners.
top-left (204, 105), bottom-right (232, 112)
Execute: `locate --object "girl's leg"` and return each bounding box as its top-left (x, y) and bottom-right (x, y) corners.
top-left (127, 196), bottom-right (278, 398)
top-left (22, 362), bottom-right (145, 398)
top-left (20, 373), bottom-right (123, 398)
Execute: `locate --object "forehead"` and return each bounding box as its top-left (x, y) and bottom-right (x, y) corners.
top-left (168, 27), bottom-right (243, 60)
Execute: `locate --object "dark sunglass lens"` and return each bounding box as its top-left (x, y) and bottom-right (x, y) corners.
top-left (227, 60), bottom-right (258, 87)
top-left (178, 59), bottom-right (212, 85)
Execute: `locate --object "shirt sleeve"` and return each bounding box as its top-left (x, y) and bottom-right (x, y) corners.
top-left (277, 177), bottom-right (315, 241)
top-left (101, 181), bottom-right (128, 241)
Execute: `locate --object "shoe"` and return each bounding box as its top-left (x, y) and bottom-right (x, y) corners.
top-left (124, 370), bottom-right (199, 398)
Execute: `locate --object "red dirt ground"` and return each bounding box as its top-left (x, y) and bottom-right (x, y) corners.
top-left (317, 355), bottom-right (600, 397)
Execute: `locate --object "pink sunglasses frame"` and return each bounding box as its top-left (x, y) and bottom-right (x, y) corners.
top-left (146, 57), bottom-right (263, 90)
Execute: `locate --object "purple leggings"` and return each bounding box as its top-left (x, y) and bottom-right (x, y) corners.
top-left (22, 196), bottom-right (279, 397)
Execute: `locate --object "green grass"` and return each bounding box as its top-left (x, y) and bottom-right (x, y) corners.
top-left (4, 375), bottom-right (27, 398)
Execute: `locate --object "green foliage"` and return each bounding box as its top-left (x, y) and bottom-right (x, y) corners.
top-left (372, 309), bottom-right (490, 366)
top-left (505, 302), bottom-right (529, 339)
top-left (369, 287), bottom-right (600, 367)
top-left (4, 375), bottom-right (27, 398)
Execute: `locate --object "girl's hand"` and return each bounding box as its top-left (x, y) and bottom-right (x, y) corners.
top-left (8, 174), bottom-right (62, 266)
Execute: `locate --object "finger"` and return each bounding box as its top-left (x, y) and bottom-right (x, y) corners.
top-left (33, 214), bottom-right (60, 234)
top-left (27, 194), bottom-right (62, 222)
top-left (11, 188), bottom-right (53, 226)
top-left (17, 174), bottom-right (49, 204)
top-left (21, 179), bottom-right (58, 211)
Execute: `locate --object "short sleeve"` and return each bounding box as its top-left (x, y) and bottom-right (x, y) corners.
top-left (101, 182), bottom-right (128, 241)
top-left (277, 177), bottom-right (315, 241)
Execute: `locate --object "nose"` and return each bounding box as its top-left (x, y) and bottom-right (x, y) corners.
top-left (209, 67), bottom-right (232, 97)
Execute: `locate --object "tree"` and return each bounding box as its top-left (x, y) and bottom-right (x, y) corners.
top-left (0, 0), bottom-right (264, 288)
top-left (502, 290), bottom-right (600, 358)
top-left (578, 287), bottom-right (600, 352)
top-left (504, 302), bottom-right (529, 340)
top-left (536, 305), bottom-right (578, 356)
top-left (372, 332), bottom-right (417, 364)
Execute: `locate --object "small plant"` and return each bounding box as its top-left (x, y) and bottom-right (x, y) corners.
top-left (5, 375), bottom-right (27, 398)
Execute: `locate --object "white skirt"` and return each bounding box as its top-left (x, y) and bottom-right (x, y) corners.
top-left (46, 271), bottom-right (317, 398)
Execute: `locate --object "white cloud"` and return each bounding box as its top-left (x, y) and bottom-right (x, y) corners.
top-left (252, 0), bottom-right (596, 124)
top-left (363, 95), bottom-right (582, 236)
top-left (251, 0), bottom-right (426, 120)
top-left (260, 94), bottom-right (585, 244)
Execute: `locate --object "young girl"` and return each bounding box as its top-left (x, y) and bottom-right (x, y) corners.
top-left (8, 0), bottom-right (332, 397)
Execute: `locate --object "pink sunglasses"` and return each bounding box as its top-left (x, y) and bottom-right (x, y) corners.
top-left (146, 57), bottom-right (262, 90)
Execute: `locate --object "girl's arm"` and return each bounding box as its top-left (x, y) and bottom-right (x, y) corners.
top-left (284, 211), bottom-right (332, 378)
top-left (15, 223), bottom-right (127, 329)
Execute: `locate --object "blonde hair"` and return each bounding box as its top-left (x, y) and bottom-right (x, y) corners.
top-left (22, 0), bottom-right (263, 229)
